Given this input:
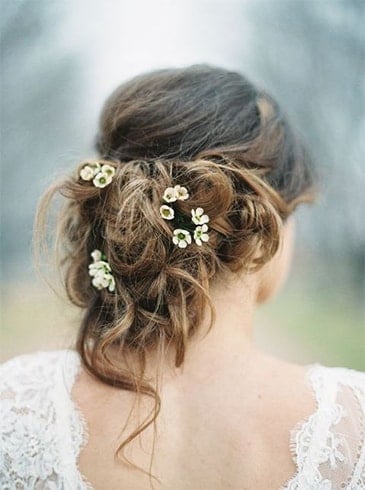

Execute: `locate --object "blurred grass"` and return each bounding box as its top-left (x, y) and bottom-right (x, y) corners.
top-left (0, 282), bottom-right (81, 362)
top-left (1, 279), bottom-right (364, 370)
top-left (257, 281), bottom-right (365, 371)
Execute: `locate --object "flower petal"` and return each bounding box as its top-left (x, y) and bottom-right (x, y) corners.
top-left (163, 187), bottom-right (177, 203)
top-left (93, 172), bottom-right (112, 188)
top-left (160, 205), bottom-right (175, 220)
top-left (174, 185), bottom-right (189, 201)
top-left (200, 214), bottom-right (209, 224)
top-left (101, 164), bottom-right (116, 177)
top-left (80, 165), bottom-right (95, 181)
top-left (91, 249), bottom-right (102, 262)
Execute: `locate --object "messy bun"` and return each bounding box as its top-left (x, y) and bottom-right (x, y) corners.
top-left (35, 64), bottom-right (315, 477)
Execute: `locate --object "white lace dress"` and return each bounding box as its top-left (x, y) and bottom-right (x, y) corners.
top-left (0, 350), bottom-right (364, 489)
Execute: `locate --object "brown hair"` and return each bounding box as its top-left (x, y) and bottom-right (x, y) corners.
top-left (35, 64), bottom-right (315, 482)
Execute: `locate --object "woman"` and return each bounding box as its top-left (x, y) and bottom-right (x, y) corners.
top-left (1, 65), bottom-right (364, 489)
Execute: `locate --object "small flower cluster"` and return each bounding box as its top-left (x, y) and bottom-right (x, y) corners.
top-left (159, 185), bottom-right (210, 248)
top-left (88, 249), bottom-right (115, 292)
top-left (80, 161), bottom-right (116, 188)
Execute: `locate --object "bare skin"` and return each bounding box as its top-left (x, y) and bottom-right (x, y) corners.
top-left (73, 218), bottom-right (318, 489)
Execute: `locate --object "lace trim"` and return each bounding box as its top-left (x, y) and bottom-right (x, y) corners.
top-left (279, 363), bottom-right (322, 489)
top-left (0, 350), bottom-right (87, 489)
top-left (59, 350), bottom-right (94, 490)
top-left (0, 350), bottom-right (94, 489)
top-left (346, 372), bottom-right (365, 488)
top-left (281, 364), bottom-right (365, 490)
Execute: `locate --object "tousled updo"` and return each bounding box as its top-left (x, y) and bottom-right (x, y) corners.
top-left (36, 64), bottom-right (315, 470)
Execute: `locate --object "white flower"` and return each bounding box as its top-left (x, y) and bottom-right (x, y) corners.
top-left (80, 161), bottom-right (115, 188)
top-left (88, 249), bottom-right (115, 292)
top-left (191, 207), bottom-right (209, 225)
top-left (174, 185), bottom-right (189, 201)
top-left (163, 187), bottom-right (177, 203)
top-left (92, 272), bottom-right (110, 289)
top-left (90, 269), bottom-right (115, 291)
top-left (91, 249), bottom-right (102, 262)
top-left (80, 165), bottom-right (95, 181)
top-left (101, 164), bottom-right (116, 177)
top-left (80, 161), bottom-right (103, 181)
top-left (88, 261), bottom-right (111, 276)
top-left (160, 205), bottom-right (175, 220)
top-left (93, 171), bottom-right (113, 188)
top-left (91, 274), bottom-right (108, 289)
top-left (88, 263), bottom-right (99, 277)
top-left (172, 229), bottom-right (192, 248)
top-left (194, 224), bottom-right (209, 246)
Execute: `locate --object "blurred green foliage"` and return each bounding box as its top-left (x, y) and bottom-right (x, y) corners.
top-left (257, 277), bottom-right (365, 371)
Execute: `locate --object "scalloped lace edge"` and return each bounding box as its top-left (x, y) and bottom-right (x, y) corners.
top-left (279, 362), bottom-right (322, 489)
top-left (62, 350), bottom-right (95, 490)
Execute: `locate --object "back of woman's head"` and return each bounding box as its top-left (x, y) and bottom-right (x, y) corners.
top-left (35, 64), bottom-right (315, 470)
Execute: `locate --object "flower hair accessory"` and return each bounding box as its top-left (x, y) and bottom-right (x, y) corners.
top-left (159, 185), bottom-right (210, 248)
top-left (88, 249), bottom-right (115, 292)
top-left (80, 160), bottom-right (116, 188)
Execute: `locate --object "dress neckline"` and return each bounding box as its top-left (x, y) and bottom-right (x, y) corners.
top-left (280, 362), bottom-right (325, 489)
top-left (61, 350), bottom-right (324, 490)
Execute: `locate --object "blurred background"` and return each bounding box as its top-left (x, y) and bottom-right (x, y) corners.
top-left (1, 0), bottom-right (364, 369)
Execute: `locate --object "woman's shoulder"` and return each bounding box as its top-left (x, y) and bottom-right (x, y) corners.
top-left (304, 361), bottom-right (365, 422)
top-left (0, 349), bottom-right (87, 488)
top-left (0, 348), bottom-right (82, 420)
top-left (0, 349), bottom-right (80, 392)
top-left (0, 348), bottom-right (80, 370)
top-left (303, 361), bottom-right (365, 410)
top-left (311, 361), bottom-right (365, 385)
top-left (283, 361), bottom-right (365, 489)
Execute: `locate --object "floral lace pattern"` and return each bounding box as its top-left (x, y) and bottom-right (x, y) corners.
top-left (1, 350), bottom-right (364, 489)
top-left (282, 364), bottom-right (365, 489)
top-left (0, 350), bottom-right (90, 490)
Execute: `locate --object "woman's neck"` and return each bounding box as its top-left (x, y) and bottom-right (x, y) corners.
top-left (105, 271), bottom-right (262, 386)
top-left (168, 272), bottom-right (260, 379)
